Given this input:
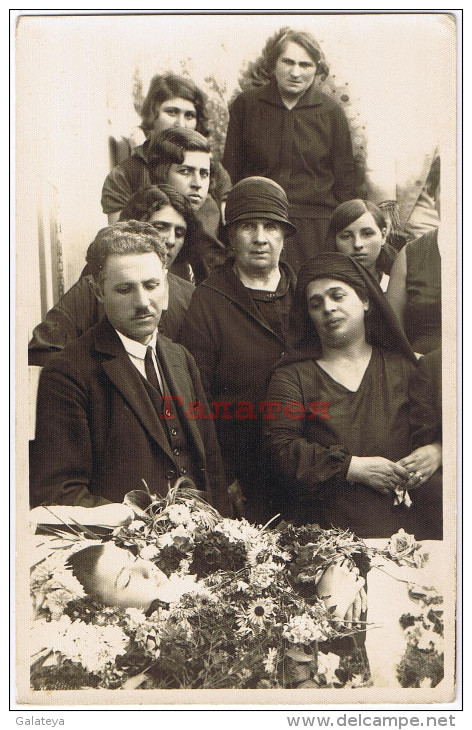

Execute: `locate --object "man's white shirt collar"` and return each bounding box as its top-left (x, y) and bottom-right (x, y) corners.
top-left (115, 329), bottom-right (162, 389)
top-left (116, 329), bottom-right (158, 359)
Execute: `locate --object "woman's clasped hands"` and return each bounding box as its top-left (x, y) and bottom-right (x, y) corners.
top-left (347, 443), bottom-right (442, 497)
top-left (397, 442), bottom-right (442, 490)
top-left (347, 456), bottom-right (411, 496)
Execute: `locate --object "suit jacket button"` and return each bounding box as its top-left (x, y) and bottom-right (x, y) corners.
top-left (180, 467), bottom-right (187, 475)
top-left (166, 469), bottom-right (176, 480)
top-left (173, 448), bottom-right (180, 455)
top-left (171, 428), bottom-right (178, 436)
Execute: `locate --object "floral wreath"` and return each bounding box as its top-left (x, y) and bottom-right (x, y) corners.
top-left (30, 483), bottom-right (442, 691)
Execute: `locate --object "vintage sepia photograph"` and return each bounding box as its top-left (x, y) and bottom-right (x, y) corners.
top-left (14, 10), bottom-right (458, 710)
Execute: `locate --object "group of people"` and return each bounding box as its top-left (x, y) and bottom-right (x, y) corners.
top-left (29, 25), bottom-right (443, 586)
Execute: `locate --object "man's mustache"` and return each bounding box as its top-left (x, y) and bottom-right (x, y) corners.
top-left (133, 308), bottom-right (154, 317)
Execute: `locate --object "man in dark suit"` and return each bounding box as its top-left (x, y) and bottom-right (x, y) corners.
top-left (30, 220), bottom-right (228, 514)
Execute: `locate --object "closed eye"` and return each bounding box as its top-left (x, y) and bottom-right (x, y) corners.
top-left (144, 280), bottom-right (161, 290)
top-left (115, 568), bottom-right (131, 590)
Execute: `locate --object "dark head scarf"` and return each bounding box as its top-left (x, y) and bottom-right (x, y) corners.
top-left (281, 252), bottom-right (415, 366)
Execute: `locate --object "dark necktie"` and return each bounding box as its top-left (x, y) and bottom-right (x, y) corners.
top-left (144, 346), bottom-right (161, 394)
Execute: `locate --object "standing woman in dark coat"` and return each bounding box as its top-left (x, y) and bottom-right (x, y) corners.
top-left (223, 27), bottom-right (357, 274)
top-left (178, 177), bottom-right (297, 523)
top-left (265, 253), bottom-right (442, 539)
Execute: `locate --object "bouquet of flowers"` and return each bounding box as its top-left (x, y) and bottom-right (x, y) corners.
top-left (29, 482), bottom-right (440, 691)
top-left (396, 584), bottom-right (444, 688)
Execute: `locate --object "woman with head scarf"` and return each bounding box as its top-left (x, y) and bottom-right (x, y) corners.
top-left (265, 253), bottom-right (442, 539)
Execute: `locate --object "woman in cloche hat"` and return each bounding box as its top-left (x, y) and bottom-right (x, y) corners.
top-left (179, 177), bottom-right (297, 523)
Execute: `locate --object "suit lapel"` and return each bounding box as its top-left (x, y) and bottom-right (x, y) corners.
top-left (93, 320), bottom-right (176, 462)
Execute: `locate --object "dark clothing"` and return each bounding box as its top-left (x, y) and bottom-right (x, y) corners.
top-left (404, 229), bottom-right (441, 355)
top-left (223, 80), bottom-right (357, 272)
top-left (178, 260), bottom-right (296, 522)
top-left (266, 348), bottom-right (441, 539)
top-left (286, 253), bottom-right (416, 365)
top-left (286, 217), bottom-right (333, 273)
top-left (28, 272), bottom-right (194, 366)
top-left (408, 347), bottom-right (443, 538)
top-left (409, 348), bottom-right (442, 448)
top-left (30, 317), bottom-right (228, 513)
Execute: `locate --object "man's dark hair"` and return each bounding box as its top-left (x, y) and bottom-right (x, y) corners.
top-left (86, 220), bottom-right (167, 286)
top-left (66, 544), bottom-right (106, 597)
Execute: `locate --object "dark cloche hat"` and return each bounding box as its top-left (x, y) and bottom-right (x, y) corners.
top-left (225, 177), bottom-right (297, 235)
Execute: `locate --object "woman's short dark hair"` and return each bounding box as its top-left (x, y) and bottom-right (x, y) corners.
top-left (328, 199), bottom-right (397, 277)
top-left (119, 184), bottom-right (196, 261)
top-left (147, 128), bottom-right (214, 195)
top-left (66, 544), bottom-right (106, 598)
top-left (262, 27), bottom-right (329, 80)
top-left (327, 199), bottom-right (387, 244)
top-left (148, 128), bottom-right (211, 167)
top-left (86, 220), bottom-right (167, 286)
top-left (140, 73), bottom-right (209, 137)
